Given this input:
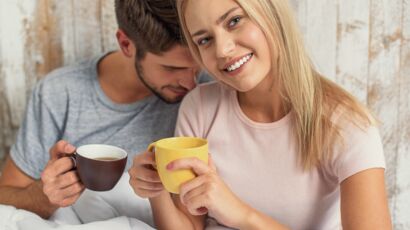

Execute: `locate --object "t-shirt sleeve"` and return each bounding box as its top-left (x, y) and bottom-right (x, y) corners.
top-left (10, 81), bottom-right (63, 179)
top-left (174, 88), bottom-right (204, 138)
top-left (329, 124), bottom-right (386, 184)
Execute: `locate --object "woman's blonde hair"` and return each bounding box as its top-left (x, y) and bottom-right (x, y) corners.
top-left (177, 0), bottom-right (376, 170)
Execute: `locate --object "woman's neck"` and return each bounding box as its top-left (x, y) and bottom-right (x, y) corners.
top-left (237, 75), bottom-right (287, 123)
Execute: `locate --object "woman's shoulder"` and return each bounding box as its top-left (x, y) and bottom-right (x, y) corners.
top-left (183, 81), bottom-right (229, 106)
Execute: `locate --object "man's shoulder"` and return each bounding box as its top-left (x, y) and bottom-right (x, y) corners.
top-left (42, 59), bottom-right (95, 86)
top-left (35, 58), bottom-right (97, 97)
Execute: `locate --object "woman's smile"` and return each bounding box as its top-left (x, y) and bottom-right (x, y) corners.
top-left (223, 53), bottom-right (253, 76)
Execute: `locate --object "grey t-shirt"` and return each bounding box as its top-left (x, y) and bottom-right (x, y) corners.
top-left (10, 53), bottom-right (207, 179)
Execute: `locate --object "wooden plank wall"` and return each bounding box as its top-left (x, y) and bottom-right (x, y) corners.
top-left (0, 0), bottom-right (409, 228)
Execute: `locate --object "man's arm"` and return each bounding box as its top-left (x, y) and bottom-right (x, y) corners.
top-left (0, 156), bottom-right (57, 218)
top-left (0, 141), bottom-right (85, 219)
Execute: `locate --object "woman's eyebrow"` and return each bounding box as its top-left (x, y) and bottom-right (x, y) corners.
top-left (191, 7), bottom-right (240, 38)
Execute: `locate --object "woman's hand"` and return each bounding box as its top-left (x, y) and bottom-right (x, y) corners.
top-left (167, 156), bottom-right (251, 229)
top-left (128, 150), bottom-right (165, 198)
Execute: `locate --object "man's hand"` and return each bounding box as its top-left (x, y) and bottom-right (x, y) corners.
top-left (41, 140), bottom-right (85, 207)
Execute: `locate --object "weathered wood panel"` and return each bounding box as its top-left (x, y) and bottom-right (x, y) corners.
top-left (368, 0), bottom-right (402, 219)
top-left (59, 0), bottom-right (103, 64)
top-left (101, 0), bottom-right (117, 52)
top-left (0, 0), bottom-right (37, 159)
top-left (395, 0), bottom-right (410, 228)
top-left (0, 0), bottom-right (408, 228)
top-left (336, 0), bottom-right (370, 103)
top-left (295, 1), bottom-right (338, 81)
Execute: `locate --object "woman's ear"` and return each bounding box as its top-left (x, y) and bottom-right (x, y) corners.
top-left (116, 29), bottom-right (136, 58)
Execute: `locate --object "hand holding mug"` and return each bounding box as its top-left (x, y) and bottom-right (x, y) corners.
top-left (128, 150), bottom-right (165, 198)
top-left (41, 140), bottom-right (85, 207)
top-left (42, 142), bottom-right (127, 207)
top-left (169, 156), bottom-right (251, 229)
top-left (148, 137), bottom-right (208, 194)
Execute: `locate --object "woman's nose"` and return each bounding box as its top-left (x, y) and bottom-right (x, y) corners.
top-left (215, 35), bottom-right (235, 58)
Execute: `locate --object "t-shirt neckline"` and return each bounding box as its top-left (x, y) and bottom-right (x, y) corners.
top-left (229, 89), bottom-right (292, 129)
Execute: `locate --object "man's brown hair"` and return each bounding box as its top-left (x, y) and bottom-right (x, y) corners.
top-left (115, 0), bottom-right (184, 60)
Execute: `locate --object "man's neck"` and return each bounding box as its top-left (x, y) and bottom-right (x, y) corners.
top-left (97, 51), bottom-right (152, 104)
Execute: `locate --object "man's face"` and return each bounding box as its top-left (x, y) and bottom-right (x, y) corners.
top-left (136, 45), bottom-right (199, 104)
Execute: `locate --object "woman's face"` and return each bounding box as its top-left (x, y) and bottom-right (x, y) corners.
top-left (184, 0), bottom-right (274, 92)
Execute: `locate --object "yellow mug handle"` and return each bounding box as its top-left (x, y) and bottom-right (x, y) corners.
top-left (147, 142), bottom-right (156, 153)
top-left (147, 142), bottom-right (157, 169)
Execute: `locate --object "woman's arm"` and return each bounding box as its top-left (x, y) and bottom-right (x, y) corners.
top-left (340, 168), bottom-right (392, 230)
top-left (149, 191), bottom-right (205, 230)
top-left (169, 157), bottom-right (290, 230)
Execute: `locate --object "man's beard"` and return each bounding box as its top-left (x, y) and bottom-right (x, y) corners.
top-left (135, 60), bottom-right (182, 104)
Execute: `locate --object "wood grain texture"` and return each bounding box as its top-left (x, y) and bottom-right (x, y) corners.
top-left (305, 1), bottom-right (338, 81)
top-left (368, 0), bottom-right (402, 220)
top-left (0, 0), bottom-right (408, 227)
top-left (395, 0), bottom-right (410, 228)
top-left (336, 0), bottom-right (370, 103)
top-left (0, 0), bottom-right (37, 158)
top-left (101, 0), bottom-right (117, 52)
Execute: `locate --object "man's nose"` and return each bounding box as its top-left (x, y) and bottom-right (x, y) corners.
top-left (178, 68), bottom-right (198, 91)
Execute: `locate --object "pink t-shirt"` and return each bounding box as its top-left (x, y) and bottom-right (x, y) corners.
top-left (175, 82), bottom-right (385, 230)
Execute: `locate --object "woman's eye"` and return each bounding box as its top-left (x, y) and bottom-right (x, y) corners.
top-left (198, 37), bottom-right (210, 46)
top-left (228, 16), bottom-right (241, 28)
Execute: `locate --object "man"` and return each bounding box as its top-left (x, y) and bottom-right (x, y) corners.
top-left (0, 0), bottom-right (206, 220)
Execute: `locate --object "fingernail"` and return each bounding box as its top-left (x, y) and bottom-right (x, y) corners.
top-left (65, 144), bottom-right (75, 152)
top-left (166, 162), bottom-right (173, 170)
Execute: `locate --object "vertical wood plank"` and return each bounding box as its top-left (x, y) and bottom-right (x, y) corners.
top-left (368, 0), bottom-right (402, 222)
top-left (0, 0), bottom-right (6, 159)
top-left (305, 0), bottom-right (337, 81)
top-left (57, 0), bottom-right (76, 65)
top-left (72, 0), bottom-right (103, 61)
top-left (0, 0), bottom-right (37, 158)
top-left (58, 0), bottom-right (103, 65)
top-left (395, 0), bottom-right (410, 228)
top-left (101, 0), bottom-right (118, 52)
top-left (336, 0), bottom-right (370, 103)
top-left (290, 0), bottom-right (307, 36)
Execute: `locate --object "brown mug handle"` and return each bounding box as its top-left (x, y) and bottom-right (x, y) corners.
top-left (68, 153), bottom-right (77, 169)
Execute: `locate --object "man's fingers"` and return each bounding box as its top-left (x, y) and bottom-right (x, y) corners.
top-left (45, 158), bottom-right (76, 179)
top-left (59, 189), bottom-right (84, 207)
top-left (55, 171), bottom-right (81, 189)
top-left (135, 178), bottom-right (164, 191)
top-left (45, 182), bottom-right (84, 206)
top-left (49, 140), bottom-right (76, 161)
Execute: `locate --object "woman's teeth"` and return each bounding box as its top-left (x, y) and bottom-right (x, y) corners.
top-left (226, 53), bottom-right (253, 72)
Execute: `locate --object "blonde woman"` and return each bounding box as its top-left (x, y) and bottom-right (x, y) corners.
top-left (128, 0), bottom-right (392, 229)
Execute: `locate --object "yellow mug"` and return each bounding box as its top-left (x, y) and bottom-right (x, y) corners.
top-left (148, 137), bottom-right (208, 194)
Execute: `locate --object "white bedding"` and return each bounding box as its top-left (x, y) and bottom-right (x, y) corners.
top-left (0, 173), bottom-right (155, 230)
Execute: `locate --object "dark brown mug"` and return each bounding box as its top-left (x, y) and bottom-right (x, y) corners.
top-left (71, 144), bottom-right (127, 191)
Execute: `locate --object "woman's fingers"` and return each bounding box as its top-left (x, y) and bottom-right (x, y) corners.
top-left (135, 178), bottom-right (164, 191)
top-left (167, 157), bottom-right (212, 176)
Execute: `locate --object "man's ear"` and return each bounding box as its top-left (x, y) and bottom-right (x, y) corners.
top-left (116, 29), bottom-right (136, 58)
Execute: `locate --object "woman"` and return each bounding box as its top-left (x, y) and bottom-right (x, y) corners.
top-left (129, 0), bottom-right (392, 229)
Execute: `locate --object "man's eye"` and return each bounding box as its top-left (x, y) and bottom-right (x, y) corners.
top-left (228, 16), bottom-right (241, 28)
